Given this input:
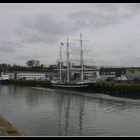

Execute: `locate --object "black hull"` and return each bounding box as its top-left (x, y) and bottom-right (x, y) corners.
top-left (0, 80), bottom-right (9, 85)
top-left (52, 83), bottom-right (95, 92)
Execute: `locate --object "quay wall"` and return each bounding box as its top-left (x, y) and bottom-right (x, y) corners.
top-left (9, 80), bottom-right (52, 88)
top-left (94, 81), bottom-right (140, 98)
top-left (0, 115), bottom-right (23, 136)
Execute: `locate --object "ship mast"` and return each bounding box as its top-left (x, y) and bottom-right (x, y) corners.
top-left (74, 33), bottom-right (88, 82)
top-left (59, 43), bottom-right (62, 81)
top-left (80, 33), bottom-right (84, 82)
top-left (66, 38), bottom-right (70, 83)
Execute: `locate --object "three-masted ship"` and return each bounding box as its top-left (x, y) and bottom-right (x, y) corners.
top-left (51, 33), bottom-right (97, 92)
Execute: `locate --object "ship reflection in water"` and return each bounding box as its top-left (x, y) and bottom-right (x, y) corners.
top-left (1, 85), bottom-right (140, 136)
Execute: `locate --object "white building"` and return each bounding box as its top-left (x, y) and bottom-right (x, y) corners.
top-left (9, 73), bottom-right (15, 80)
top-left (16, 73), bottom-right (46, 80)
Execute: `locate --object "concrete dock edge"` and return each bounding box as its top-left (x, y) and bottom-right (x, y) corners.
top-left (0, 115), bottom-right (23, 136)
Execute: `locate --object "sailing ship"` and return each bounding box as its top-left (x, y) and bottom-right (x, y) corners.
top-left (51, 33), bottom-right (97, 92)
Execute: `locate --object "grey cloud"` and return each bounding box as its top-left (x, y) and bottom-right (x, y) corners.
top-left (110, 49), bottom-right (122, 55)
top-left (15, 14), bottom-right (70, 44)
top-left (97, 54), bottom-right (140, 67)
top-left (32, 15), bottom-right (66, 35)
top-left (69, 3), bottom-right (140, 29)
top-left (14, 54), bottom-right (48, 65)
top-left (0, 41), bottom-right (17, 53)
top-left (0, 40), bottom-right (25, 55)
top-left (15, 54), bottom-right (48, 60)
top-left (0, 46), bottom-right (15, 53)
top-left (125, 44), bottom-right (135, 49)
top-left (96, 58), bottom-right (116, 66)
top-left (0, 31), bottom-right (11, 39)
top-left (92, 3), bottom-right (140, 12)
top-left (120, 56), bottom-right (140, 67)
top-left (15, 55), bottom-right (28, 61)
top-left (15, 13), bottom-right (84, 44)
top-left (19, 14), bottom-right (66, 35)
top-left (19, 32), bottom-right (58, 44)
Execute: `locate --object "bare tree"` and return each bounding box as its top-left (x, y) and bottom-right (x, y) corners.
top-left (26, 60), bottom-right (40, 67)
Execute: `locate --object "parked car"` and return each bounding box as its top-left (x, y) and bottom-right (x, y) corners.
top-left (114, 77), bottom-right (127, 81)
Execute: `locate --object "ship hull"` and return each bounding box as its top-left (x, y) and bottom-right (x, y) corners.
top-left (0, 80), bottom-right (9, 85)
top-left (52, 82), bottom-right (95, 92)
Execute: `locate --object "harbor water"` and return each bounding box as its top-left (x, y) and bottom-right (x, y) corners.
top-left (0, 85), bottom-right (140, 136)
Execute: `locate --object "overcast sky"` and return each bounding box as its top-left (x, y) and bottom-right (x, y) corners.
top-left (1, 3), bottom-right (140, 67)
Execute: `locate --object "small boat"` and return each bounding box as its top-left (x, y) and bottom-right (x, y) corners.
top-left (0, 73), bottom-right (10, 85)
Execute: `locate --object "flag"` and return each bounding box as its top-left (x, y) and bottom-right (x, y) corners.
top-left (60, 42), bottom-right (64, 46)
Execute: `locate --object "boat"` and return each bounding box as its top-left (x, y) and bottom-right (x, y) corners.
top-left (0, 73), bottom-right (10, 85)
top-left (51, 80), bottom-right (95, 91)
top-left (51, 33), bottom-right (98, 92)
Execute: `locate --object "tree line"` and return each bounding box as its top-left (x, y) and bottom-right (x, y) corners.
top-left (0, 60), bottom-right (58, 73)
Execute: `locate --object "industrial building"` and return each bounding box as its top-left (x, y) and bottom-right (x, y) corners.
top-left (8, 67), bottom-right (140, 81)
top-left (99, 67), bottom-right (126, 81)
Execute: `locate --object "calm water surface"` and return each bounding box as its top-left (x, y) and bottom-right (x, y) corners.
top-left (0, 85), bottom-right (140, 136)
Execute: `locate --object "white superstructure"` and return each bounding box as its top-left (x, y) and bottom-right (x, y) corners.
top-left (0, 73), bottom-right (10, 80)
